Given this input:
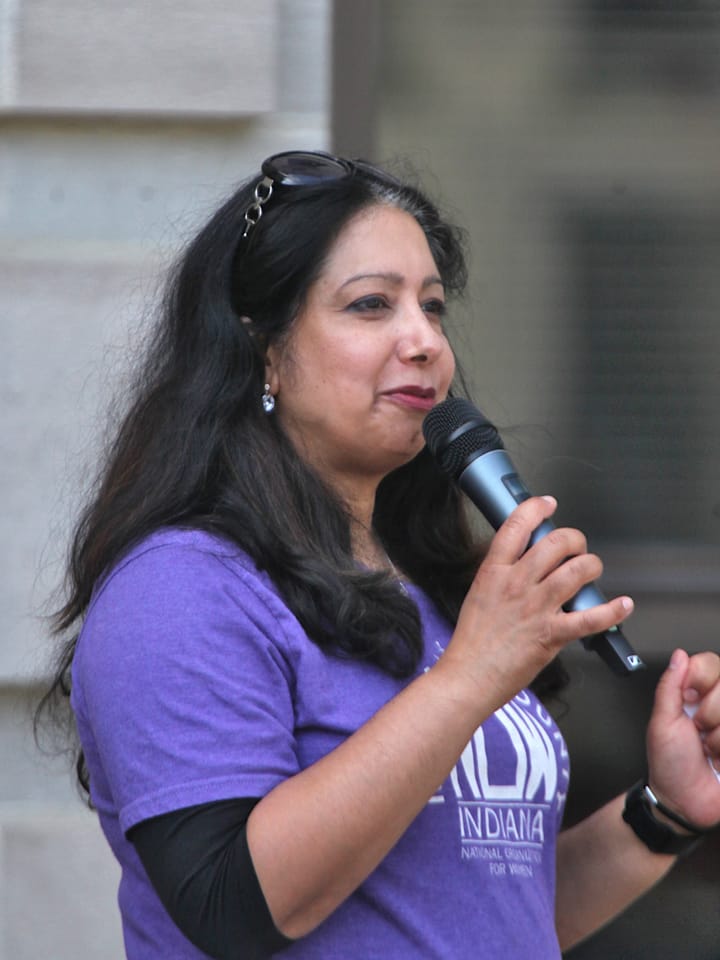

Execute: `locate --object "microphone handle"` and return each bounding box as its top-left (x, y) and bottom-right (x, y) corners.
top-left (457, 449), bottom-right (645, 677)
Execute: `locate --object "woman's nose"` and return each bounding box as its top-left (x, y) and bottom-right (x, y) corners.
top-left (397, 306), bottom-right (446, 363)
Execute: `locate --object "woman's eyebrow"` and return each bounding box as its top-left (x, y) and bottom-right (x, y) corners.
top-left (339, 272), bottom-right (444, 290)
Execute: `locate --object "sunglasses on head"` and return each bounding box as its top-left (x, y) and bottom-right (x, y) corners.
top-left (242, 150), bottom-right (356, 239)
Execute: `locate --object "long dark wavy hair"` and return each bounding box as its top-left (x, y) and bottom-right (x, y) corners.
top-left (38, 153), bottom-right (566, 793)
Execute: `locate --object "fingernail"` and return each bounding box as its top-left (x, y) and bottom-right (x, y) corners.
top-left (683, 687), bottom-right (700, 703)
top-left (621, 597), bottom-right (634, 612)
top-left (669, 649), bottom-right (684, 670)
top-left (541, 496), bottom-right (557, 506)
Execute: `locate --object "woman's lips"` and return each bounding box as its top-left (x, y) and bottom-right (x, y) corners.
top-left (381, 386), bottom-right (437, 411)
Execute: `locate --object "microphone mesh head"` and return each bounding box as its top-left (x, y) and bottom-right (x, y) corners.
top-left (423, 398), bottom-right (504, 479)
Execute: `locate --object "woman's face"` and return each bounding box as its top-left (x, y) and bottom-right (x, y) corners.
top-left (265, 204), bottom-right (456, 495)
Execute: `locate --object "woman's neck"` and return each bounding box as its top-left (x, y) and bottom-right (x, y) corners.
top-left (324, 473), bottom-right (397, 573)
top-left (350, 519), bottom-right (383, 570)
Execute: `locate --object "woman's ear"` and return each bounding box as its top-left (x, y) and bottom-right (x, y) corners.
top-left (264, 343), bottom-right (281, 397)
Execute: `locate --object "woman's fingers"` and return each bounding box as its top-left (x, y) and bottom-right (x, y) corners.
top-left (486, 496), bottom-right (601, 604)
top-left (683, 652), bottom-right (720, 752)
top-left (552, 595), bottom-right (634, 645)
top-left (482, 495), bottom-right (559, 565)
top-left (453, 496), bottom-right (634, 698)
top-left (481, 495), bottom-right (633, 643)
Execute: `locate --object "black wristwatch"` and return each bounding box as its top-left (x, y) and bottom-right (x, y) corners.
top-left (622, 781), bottom-right (706, 857)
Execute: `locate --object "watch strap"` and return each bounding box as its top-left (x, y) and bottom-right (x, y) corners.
top-left (622, 781), bottom-right (705, 857)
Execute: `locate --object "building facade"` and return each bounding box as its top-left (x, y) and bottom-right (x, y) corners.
top-left (2, 1), bottom-right (719, 956)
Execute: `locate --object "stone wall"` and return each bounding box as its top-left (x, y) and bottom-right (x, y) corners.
top-left (0, 2), bottom-right (332, 954)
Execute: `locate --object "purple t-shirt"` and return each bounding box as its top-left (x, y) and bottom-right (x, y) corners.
top-left (72, 528), bottom-right (570, 959)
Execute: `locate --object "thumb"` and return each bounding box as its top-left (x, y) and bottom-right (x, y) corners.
top-left (652, 648), bottom-right (691, 726)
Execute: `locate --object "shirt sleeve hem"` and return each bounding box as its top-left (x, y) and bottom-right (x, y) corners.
top-left (119, 774), bottom-right (283, 835)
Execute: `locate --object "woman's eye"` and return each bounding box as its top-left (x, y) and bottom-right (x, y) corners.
top-left (349, 295), bottom-right (388, 312)
top-left (423, 299), bottom-right (447, 320)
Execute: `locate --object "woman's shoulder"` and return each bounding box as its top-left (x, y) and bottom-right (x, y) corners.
top-left (116, 526), bottom-right (244, 563)
top-left (77, 527), bottom-right (302, 676)
top-left (91, 527), bottom-right (277, 612)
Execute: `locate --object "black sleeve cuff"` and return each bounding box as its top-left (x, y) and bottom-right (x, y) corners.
top-left (129, 798), bottom-right (295, 959)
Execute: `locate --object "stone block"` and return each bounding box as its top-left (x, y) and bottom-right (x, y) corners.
top-left (0, 256), bottom-right (160, 680)
top-left (1, 0), bottom-right (277, 115)
top-left (0, 119), bottom-right (332, 251)
top-left (277, 0), bottom-right (331, 114)
top-left (0, 807), bottom-right (124, 959)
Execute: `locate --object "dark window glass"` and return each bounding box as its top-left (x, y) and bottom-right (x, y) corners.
top-left (580, 1), bottom-right (720, 92)
top-left (552, 208), bottom-right (720, 547)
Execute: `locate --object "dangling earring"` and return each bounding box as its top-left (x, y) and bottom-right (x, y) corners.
top-left (262, 383), bottom-right (275, 414)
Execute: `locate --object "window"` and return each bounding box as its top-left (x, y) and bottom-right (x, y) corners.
top-left (578, 1), bottom-right (720, 92)
top-left (553, 206), bottom-right (720, 547)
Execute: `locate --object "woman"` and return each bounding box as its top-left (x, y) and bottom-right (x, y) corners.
top-left (42, 151), bottom-right (720, 959)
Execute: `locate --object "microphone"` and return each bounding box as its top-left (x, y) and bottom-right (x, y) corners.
top-left (423, 397), bottom-right (645, 677)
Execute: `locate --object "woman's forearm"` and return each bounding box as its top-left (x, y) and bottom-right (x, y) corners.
top-left (247, 655), bottom-right (500, 938)
top-left (555, 793), bottom-right (676, 951)
top-left (248, 496), bottom-right (634, 941)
